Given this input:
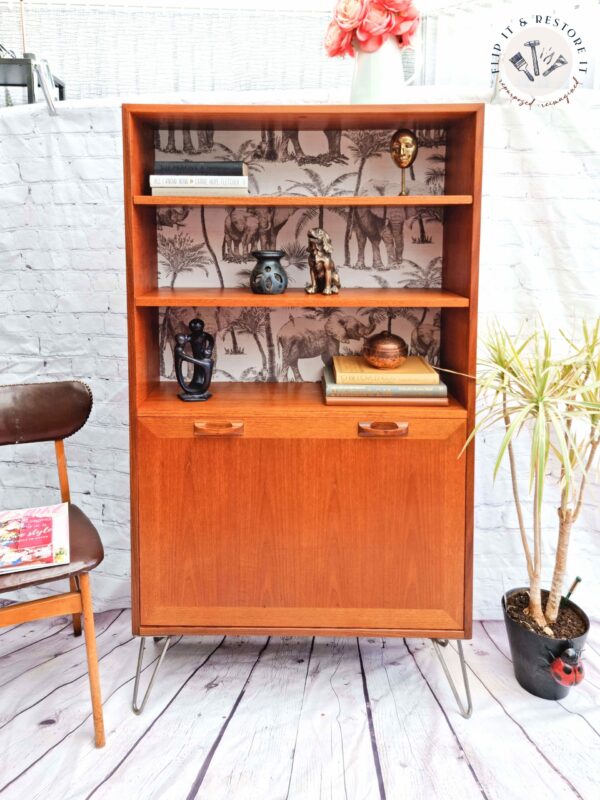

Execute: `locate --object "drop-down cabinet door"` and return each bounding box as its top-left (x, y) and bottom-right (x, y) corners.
top-left (135, 415), bottom-right (467, 635)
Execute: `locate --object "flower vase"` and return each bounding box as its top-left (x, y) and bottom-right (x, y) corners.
top-left (350, 35), bottom-right (416, 104)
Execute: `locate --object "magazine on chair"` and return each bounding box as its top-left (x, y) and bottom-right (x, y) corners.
top-left (0, 503), bottom-right (70, 574)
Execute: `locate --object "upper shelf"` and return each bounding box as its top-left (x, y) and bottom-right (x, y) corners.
top-left (134, 195), bottom-right (472, 207)
top-left (136, 287), bottom-right (470, 308)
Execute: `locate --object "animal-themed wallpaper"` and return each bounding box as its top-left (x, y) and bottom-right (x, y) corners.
top-left (160, 306), bottom-right (441, 383)
top-left (154, 126), bottom-right (446, 381)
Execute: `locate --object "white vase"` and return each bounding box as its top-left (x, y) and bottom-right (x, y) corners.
top-left (350, 35), bottom-right (417, 104)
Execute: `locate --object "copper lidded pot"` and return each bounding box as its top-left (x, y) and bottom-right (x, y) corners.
top-left (363, 331), bottom-right (408, 369)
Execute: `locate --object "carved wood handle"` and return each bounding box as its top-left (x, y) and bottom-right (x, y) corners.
top-left (194, 420), bottom-right (244, 437)
top-left (358, 421), bottom-right (409, 437)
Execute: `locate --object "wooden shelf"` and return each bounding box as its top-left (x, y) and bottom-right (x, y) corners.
top-left (134, 194), bottom-right (472, 207)
top-left (136, 287), bottom-right (469, 308)
top-left (139, 381), bottom-right (467, 419)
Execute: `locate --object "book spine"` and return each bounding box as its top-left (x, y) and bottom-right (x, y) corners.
top-left (153, 161), bottom-right (246, 176)
top-left (324, 396), bottom-right (448, 406)
top-left (149, 175), bottom-right (248, 188)
top-left (325, 383), bottom-right (447, 397)
top-left (150, 187), bottom-right (249, 196)
top-left (333, 372), bottom-right (439, 386)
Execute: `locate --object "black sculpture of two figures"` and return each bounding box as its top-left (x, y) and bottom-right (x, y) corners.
top-left (174, 318), bottom-right (215, 401)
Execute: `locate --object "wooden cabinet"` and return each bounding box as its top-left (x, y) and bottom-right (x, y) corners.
top-left (123, 104), bottom-right (483, 640)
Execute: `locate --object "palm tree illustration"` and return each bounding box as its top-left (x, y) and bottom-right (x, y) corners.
top-left (230, 306), bottom-right (277, 381)
top-left (360, 306), bottom-right (409, 335)
top-left (343, 130), bottom-right (390, 265)
top-left (215, 308), bottom-right (245, 355)
top-left (198, 207), bottom-right (224, 288)
top-left (280, 241), bottom-right (308, 287)
top-left (218, 139), bottom-right (265, 194)
top-left (402, 256), bottom-right (443, 288)
top-left (409, 206), bottom-right (443, 244)
top-left (423, 151), bottom-right (445, 195)
top-left (157, 230), bottom-right (210, 288)
top-left (282, 168), bottom-right (357, 233)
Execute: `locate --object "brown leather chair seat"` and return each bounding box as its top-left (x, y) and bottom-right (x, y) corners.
top-left (0, 505), bottom-right (104, 593)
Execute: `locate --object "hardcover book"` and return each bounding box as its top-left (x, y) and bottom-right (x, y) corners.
top-left (322, 365), bottom-right (447, 397)
top-left (323, 394), bottom-right (448, 406)
top-left (149, 175), bottom-right (249, 188)
top-left (332, 355), bottom-right (440, 385)
top-left (151, 187), bottom-right (249, 197)
top-left (0, 503), bottom-right (70, 574)
top-left (153, 160), bottom-right (248, 176)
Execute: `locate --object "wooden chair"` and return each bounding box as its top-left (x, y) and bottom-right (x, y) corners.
top-left (0, 381), bottom-right (105, 747)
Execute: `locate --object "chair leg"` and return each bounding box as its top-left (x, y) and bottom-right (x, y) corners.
top-left (79, 572), bottom-right (106, 747)
top-left (69, 577), bottom-right (82, 637)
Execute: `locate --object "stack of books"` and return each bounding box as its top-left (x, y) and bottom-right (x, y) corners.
top-left (149, 161), bottom-right (249, 197)
top-left (322, 356), bottom-right (448, 406)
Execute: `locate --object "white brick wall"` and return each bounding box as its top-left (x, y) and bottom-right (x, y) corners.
top-left (0, 89), bottom-right (599, 620)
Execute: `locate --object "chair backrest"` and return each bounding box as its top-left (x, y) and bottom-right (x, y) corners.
top-left (0, 381), bottom-right (93, 446)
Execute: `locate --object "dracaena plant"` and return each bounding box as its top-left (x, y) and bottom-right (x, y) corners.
top-left (468, 321), bottom-right (600, 635)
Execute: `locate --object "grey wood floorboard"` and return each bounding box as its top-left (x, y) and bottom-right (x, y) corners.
top-left (0, 610), bottom-right (597, 800)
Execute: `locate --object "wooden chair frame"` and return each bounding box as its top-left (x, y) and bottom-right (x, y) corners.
top-left (0, 440), bottom-right (105, 747)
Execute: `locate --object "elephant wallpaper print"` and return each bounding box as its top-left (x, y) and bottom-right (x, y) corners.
top-left (159, 306), bottom-right (441, 383)
top-left (155, 125), bottom-right (445, 382)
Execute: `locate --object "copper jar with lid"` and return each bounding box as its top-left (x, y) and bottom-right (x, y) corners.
top-left (362, 331), bottom-right (408, 369)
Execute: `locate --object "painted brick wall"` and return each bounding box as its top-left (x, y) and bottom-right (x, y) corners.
top-left (1, 90), bottom-right (599, 619)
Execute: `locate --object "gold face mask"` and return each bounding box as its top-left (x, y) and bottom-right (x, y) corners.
top-left (390, 129), bottom-right (418, 169)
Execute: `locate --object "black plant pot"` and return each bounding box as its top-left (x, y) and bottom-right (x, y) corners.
top-left (502, 587), bottom-right (589, 700)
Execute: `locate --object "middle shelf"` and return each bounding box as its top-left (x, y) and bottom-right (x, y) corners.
top-left (135, 287), bottom-right (470, 308)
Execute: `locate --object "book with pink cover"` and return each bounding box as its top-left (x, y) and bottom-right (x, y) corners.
top-left (0, 503), bottom-right (70, 574)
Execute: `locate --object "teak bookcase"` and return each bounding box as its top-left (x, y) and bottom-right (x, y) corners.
top-left (123, 104), bottom-right (483, 641)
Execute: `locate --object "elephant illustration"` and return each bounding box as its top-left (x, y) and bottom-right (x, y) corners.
top-left (157, 207), bottom-right (190, 228)
top-left (255, 207), bottom-right (296, 250)
top-left (222, 209), bottom-right (260, 262)
top-left (411, 321), bottom-right (441, 364)
top-left (279, 129), bottom-right (307, 162)
top-left (351, 208), bottom-right (394, 269)
top-left (278, 312), bottom-right (376, 381)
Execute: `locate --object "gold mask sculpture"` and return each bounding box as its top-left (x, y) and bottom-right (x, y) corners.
top-left (390, 128), bottom-right (418, 195)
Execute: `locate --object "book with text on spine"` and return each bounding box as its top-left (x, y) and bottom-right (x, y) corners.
top-left (322, 365), bottom-right (447, 397)
top-left (153, 160), bottom-right (248, 176)
top-left (150, 187), bottom-right (250, 197)
top-left (0, 503), bottom-right (70, 574)
top-left (149, 175), bottom-right (249, 188)
top-left (332, 355), bottom-right (439, 385)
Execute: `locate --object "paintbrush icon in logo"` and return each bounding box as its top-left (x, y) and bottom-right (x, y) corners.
top-left (509, 51), bottom-right (535, 81)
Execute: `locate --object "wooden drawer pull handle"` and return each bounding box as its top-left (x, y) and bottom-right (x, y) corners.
top-left (194, 420), bottom-right (244, 437)
top-left (358, 421), bottom-right (409, 437)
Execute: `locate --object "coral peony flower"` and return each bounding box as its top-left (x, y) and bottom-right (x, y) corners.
top-left (391, 12), bottom-right (420, 47)
top-left (378, 0), bottom-right (414, 13)
top-left (355, 3), bottom-right (395, 50)
top-left (334, 0), bottom-right (367, 31)
top-left (324, 19), bottom-right (355, 57)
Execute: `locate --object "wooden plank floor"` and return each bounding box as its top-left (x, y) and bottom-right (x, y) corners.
top-left (0, 611), bottom-right (598, 800)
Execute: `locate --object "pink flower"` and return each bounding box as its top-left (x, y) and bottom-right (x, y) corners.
top-left (324, 19), bottom-right (355, 58)
top-left (334, 0), bottom-right (367, 31)
top-left (356, 3), bottom-right (395, 42)
top-left (392, 12), bottom-right (420, 47)
top-left (378, 0), bottom-right (414, 12)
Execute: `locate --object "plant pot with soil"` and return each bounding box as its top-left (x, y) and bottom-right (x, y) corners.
top-left (469, 321), bottom-right (599, 699)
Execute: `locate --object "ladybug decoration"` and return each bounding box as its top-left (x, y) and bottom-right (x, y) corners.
top-left (550, 647), bottom-right (584, 687)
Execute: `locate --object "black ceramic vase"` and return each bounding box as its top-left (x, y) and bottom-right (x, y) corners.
top-left (250, 250), bottom-right (288, 295)
top-left (502, 588), bottom-right (589, 700)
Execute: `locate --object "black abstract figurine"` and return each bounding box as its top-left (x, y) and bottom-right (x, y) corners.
top-left (174, 318), bottom-right (215, 401)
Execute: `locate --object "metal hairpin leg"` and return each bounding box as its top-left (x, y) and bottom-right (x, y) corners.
top-left (432, 639), bottom-right (473, 719)
top-left (132, 636), bottom-right (172, 715)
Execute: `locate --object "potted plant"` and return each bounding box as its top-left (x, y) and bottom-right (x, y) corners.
top-left (469, 321), bottom-right (599, 699)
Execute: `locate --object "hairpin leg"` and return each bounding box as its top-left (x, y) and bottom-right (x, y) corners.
top-left (432, 639), bottom-right (473, 719)
top-left (132, 636), bottom-right (172, 715)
